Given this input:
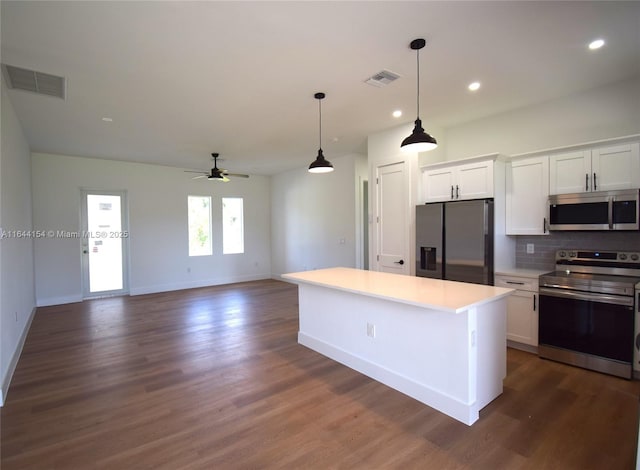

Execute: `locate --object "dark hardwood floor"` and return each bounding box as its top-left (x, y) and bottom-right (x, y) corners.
top-left (2, 279), bottom-right (639, 469)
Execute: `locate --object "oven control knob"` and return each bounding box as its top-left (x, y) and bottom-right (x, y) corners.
top-left (558, 251), bottom-right (566, 258)
top-left (631, 253), bottom-right (639, 261)
top-left (619, 253), bottom-right (628, 260)
top-left (569, 251), bottom-right (577, 258)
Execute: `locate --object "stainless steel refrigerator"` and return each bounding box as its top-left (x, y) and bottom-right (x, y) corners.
top-left (416, 199), bottom-right (494, 285)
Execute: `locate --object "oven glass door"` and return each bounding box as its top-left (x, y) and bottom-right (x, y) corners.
top-left (539, 288), bottom-right (634, 363)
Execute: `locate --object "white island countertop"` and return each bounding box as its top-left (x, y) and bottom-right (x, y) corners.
top-left (282, 267), bottom-right (513, 314)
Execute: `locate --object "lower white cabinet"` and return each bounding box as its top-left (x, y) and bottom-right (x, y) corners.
top-left (495, 273), bottom-right (539, 349)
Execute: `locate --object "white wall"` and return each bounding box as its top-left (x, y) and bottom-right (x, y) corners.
top-left (270, 153), bottom-right (367, 277)
top-left (31, 153), bottom-right (271, 305)
top-left (444, 77), bottom-right (640, 161)
top-left (1, 81), bottom-right (37, 405)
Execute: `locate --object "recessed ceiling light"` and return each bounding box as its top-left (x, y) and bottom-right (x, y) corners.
top-left (392, 110), bottom-right (402, 118)
top-left (588, 39), bottom-right (605, 50)
top-left (101, 117), bottom-right (113, 122)
top-left (468, 82), bottom-right (481, 91)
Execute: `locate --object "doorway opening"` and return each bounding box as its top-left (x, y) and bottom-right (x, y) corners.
top-left (81, 190), bottom-right (129, 298)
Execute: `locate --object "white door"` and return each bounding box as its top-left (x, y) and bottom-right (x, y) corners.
top-left (81, 190), bottom-right (129, 298)
top-left (376, 162), bottom-right (409, 275)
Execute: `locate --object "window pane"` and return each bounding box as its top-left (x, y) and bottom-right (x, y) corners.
top-left (223, 197), bottom-right (244, 254)
top-left (188, 196), bottom-right (212, 256)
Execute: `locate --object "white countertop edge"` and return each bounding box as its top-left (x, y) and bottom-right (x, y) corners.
top-left (281, 269), bottom-right (514, 314)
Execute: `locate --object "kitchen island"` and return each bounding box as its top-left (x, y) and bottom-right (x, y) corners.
top-left (281, 267), bottom-right (514, 425)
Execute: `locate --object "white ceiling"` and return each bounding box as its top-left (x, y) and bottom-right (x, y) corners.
top-left (2, 1), bottom-right (639, 176)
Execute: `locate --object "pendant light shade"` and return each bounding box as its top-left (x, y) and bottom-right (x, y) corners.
top-left (401, 38), bottom-right (437, 153)
top-left (308, 92), bottom-right (334, 173)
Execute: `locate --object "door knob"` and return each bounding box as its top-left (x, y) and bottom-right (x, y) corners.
top-left (394, 259), bottom-right (405, 265)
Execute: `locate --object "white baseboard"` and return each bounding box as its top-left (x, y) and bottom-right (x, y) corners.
top-left (1, 306), bottom-right (37, 406)
top-left (507, 340), bottom-right (538, 355)
top-left (129, 273), bottom-right (272, 296)
top-left (36, 294), bottom-right (83, 307)
top-left (36, 275), bottom-right (274, 304)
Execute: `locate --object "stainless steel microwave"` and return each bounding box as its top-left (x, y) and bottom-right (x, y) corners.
top-left (548, 189), bottom-right (639, 231)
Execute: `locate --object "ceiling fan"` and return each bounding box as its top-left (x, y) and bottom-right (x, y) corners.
top-left (185, 153), bottom-right (249, 182)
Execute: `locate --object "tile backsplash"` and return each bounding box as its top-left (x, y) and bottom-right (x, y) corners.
top-left (514, 231), bottom-right (640, 271)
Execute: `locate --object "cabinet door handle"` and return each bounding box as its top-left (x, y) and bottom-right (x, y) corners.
top-left (506, 281), bottom-right (525, 285)
top-left (593, 172), bottom-right (597, 191)
top-left (456, 185), bottom-right (459, 199)
top-left (585, 173), bottom-right (589, 191)
top-left (543, 217), bottom-right (547, 234)
top-left (533, 294), bottom-right (537, 311)
top-left (451, 185), bottom-right (454, 199)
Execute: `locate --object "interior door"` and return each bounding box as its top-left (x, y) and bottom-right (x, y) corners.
top-left (81, 190), bottom-right (129, 298)
top-left (376, 161), bottom-right (409, 275)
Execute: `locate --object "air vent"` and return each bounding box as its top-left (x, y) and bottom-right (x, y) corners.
top-left (2, 64), bottom-right (66, 99)
top-left (364, 69), bottom-right (401, 88)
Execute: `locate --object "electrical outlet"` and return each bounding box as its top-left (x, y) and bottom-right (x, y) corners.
top-left (366, 322), bottom-right (376, 338)
top-left (526, 243), bottom-right (535, 254)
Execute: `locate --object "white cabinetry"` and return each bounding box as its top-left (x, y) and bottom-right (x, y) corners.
top-left (495, 273), bottom-right (540, 350)
top-left (506, 156), bottom-right (549, 235)
top-left (549, 142), bottom-right (640, 195)
top-left (422, 156), bottom-right (495, 203)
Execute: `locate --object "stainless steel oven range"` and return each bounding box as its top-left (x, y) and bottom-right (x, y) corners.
top-left (538, 249), bottom-right (640, 379)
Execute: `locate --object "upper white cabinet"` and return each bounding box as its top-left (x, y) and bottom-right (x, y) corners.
top-left (549, 142), bottom-right (640, 195)
top-left (422, 157), bottom-right (494, 202)
top-left (506, 155), bottom-right (549, 235)
top-left (592, 143), bottom-right (640, 191)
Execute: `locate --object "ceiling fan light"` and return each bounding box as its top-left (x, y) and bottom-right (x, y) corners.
top-left (308, 148), bottom-right (334, 173)
top-left (401, 118), bottom-right (438, 152)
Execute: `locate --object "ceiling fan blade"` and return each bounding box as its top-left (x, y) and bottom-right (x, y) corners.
top-left (225, 173), bottom-right (250, 178)
top-left (191, 175), bottom-right (207, 180)
top-left (184, 170), bottom-right (206, 174)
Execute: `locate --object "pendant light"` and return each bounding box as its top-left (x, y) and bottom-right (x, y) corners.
top-left (308, 92), bottom-right (334, 173)
top-left (401, 38), bottom-right (437, 153)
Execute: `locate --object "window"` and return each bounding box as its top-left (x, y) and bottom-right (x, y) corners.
top-left (188, 196), bottom-right (212, 256)
top-left (223, 197), bottom-right (244, 254)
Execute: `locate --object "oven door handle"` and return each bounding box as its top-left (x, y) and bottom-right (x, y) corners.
top-left (539, 287), bottom-right (634, 307)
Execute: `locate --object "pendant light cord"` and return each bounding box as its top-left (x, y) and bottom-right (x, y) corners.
top-left (416, 47), bottom-right (420, 119)
top-left (318, 98), bottom-right (322, 150)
